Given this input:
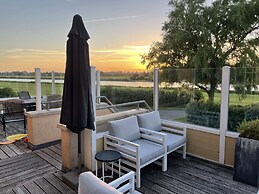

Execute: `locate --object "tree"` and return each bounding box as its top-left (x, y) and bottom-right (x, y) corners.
top-left (142, 0), bottom-right (259, 101)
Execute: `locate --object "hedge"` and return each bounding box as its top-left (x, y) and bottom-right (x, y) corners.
top-left (186, 101), bottom-right (259, 132)
top-left (100, 86), bottom-right (202, 107)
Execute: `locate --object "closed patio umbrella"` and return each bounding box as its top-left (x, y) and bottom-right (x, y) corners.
top-left (60, 14), bottom-right (95, 172)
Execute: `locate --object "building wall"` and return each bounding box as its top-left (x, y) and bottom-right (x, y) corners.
top-left (225, 136), bottom-right (236, 166)
top-left (186, 128), bottom-right (219, 162)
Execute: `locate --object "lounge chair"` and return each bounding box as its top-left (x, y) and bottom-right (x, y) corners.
top-left (0, 99), bottom-right (26, 136)
top-left (78, 171), bottom-right (138, 194)
top-left (137, 111), bottom-right (186, 159)
top-left (104, 115), bottom-right (167, 188)
top-left (17, 90), bottom-right (36, 111)
top-left (42, 94), bottom-right (62, 110)
top-left (17, 90), bottom-right (32, 100)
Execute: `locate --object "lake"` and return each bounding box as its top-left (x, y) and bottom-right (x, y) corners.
top-left (0, 78), bottom-right (154, 87)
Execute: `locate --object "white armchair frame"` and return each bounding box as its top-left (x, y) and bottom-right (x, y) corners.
top-left (161, 119), bottom-right (187, 159)
top-left (78, 171), bottom-right (136, 194)
top-left (104, 128), bottom-right (167, 188)
top-left (109, 171), bottom-right (135, 193)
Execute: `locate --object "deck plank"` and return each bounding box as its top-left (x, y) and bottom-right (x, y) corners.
top-left (0, 144), bottom-right (17, 157)
top-left (0, 148), bottom-right (9, 160)
top-left (7, 143), bottom-right (25, 155)
top-left (35, 149), bottom-right (62, 170)
top-left (42, 147), bottom-right (62, 162)
top-left (0, 153), bottom-right (37, 168)
top-left (23, 181), bottom-right (45, 194)
top-left (14, 141), bottom-right (32, 154)
top-left (0, 152), bottom-right (58, 193)
top-left (0, 157), bottom-right (46, 179)
top-left (55, 144), bottom-right (61, 150)
top-left (169, 156), bottom-right (257, 193)
top-left (0, 163), bottom-right (55, 188)
top-left (48, 145), bottom-right (62, 156)
top-left (34, 177), bottom-right (62, 194)
top-left (44, 174), bottom-right (76, 194)
top-left (1, 189), bottom-right (16, 194)
top-left (13, 185), bottom-right (31, 194)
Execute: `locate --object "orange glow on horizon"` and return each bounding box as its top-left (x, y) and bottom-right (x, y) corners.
top-left (0, 45), bottom-right (150, 72)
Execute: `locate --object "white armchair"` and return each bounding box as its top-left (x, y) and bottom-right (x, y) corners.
top-left (137, 111), bottom-right (187, 159)
top-left (78, 171), bottom-right (136, 194)
top-left (104, 115), bottom-right (167, 188)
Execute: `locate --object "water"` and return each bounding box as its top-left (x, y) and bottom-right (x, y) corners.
top-left (0, 78), bottom-right (154, 87)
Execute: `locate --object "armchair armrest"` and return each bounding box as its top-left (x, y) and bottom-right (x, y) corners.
top-left (140, 128), bottom-right (167, 155)
top-left (139, 127), bottom-right (167, 146)
top-left (109, 171), bottom-right (135, 193)
top-left (104, 134), bottom-right (139, 161)
top-left (104, 134), bottom-right (139, 147)
top-left (161, 119), bottom-right (186, 137)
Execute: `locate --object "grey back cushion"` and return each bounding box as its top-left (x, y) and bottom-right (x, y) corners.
top-left (108, 116), bottom-right (141, 141)
top-left (137, 111), bottom-right (162, 131)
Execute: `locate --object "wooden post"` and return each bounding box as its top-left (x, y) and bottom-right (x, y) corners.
top-left (83, 66), bottom-right (96, 171)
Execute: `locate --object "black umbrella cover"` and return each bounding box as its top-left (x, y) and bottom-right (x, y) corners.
top-left (60, 14), bottom-right (95, 133)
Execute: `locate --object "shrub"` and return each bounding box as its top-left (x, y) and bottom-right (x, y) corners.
top-left (228, 105), bottom-right (247, 132)
top-left (245, 104), bottom-right (259, 121)
top-left (193, 90), bottom-right (205, 101)
top-left (185, 101), bottom-right (259, 132)
top-left (0, 87), bottom-right (17, 98)
top-left (237, 119), bottom-right (259, 141)
top-left (186, 101), bottom-right (220, 128)
top-left (100, 86), bottom-right (196, 107)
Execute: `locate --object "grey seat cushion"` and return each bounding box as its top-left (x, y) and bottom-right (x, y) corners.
top-left (137, 111), bottom-right (162, 131)
top-left (163, 131), bottom-right (186, 152)
top-left (151, 131), bottom-right (186, 152)
top-left (108, 116), bottom-right (141, 142)
top-left (121, 139), bottom-right (165, 165)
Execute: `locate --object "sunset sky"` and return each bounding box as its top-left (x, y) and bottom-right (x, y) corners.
top-left (0, 0), bottom-right (170, 72)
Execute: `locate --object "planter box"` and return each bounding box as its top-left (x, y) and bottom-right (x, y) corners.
top-left (233, 137), bottom-right (259, 187)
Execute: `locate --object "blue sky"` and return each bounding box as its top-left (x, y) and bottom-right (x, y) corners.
top-left (0, 0), bottom-right (170, 72)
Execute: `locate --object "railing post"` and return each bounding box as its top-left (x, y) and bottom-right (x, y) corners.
top-left (96, 70), bottom-right (101, 103)
top-left (219, 66), bottom-right (230, 164)
top-left (35, 68), bottom-right (42, 111)
top-left (153, 68), bottom-right (159, 111)
top-left (51, 71), bottom-right (56, 94)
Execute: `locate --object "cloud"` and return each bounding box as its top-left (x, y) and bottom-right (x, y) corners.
top-left (6, 49), bottom-right (64, 55)
top-left (5, 48), bottom-right (65, 63)
top-left (91, 45), bottom-right (150, 63)
top-left (85, 15), bottom-right (144, 23)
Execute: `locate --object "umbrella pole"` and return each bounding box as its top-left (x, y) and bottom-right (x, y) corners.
top-left (78, 130), bottom-right (82, 173)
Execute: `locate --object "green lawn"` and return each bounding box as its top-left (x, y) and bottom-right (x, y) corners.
top-left (0, 81), bottom-right (63, 96)
top-left (205, 92), bottom-right (259, 105)
top-left (1, 81), bottom-right (259, 106)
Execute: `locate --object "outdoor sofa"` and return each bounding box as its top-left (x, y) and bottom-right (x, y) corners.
top-left (137, 111), bottom-right (186, 159)
top-left (78, 171), bottom-right (137, 194)
top-left (104, 115), bottom-right (167, 188)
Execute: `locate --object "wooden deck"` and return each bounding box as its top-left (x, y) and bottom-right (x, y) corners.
top-left (0, 121), bottom-right (76, 194)
top-left (0, 121), bottom-right (258, 194)
top-left (139, 155), bottom-right (258, 194)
